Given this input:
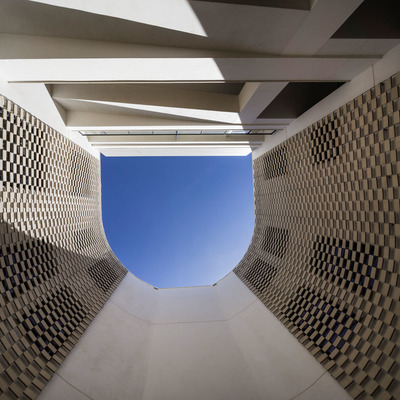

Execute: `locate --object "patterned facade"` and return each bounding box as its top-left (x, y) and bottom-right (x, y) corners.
top-left (0, 96), bottom-right (127, 400)
top-left (0, 71), bottom-right (399, 400)
top-left (235, 72), bottom-right (400, 400)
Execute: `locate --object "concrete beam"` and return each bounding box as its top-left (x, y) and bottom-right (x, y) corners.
top-left (282, 0), bottom-right (364, 55)
top-left (67, 110), bottom-right (290, 131)
top-left (86, 134), bottom-right (264, 144)
top-left (86, 134), bottom-right (265, 157)
top-left (98, 146), bottom-right (254, 157)
top-left (0, 57), bottom-right (379, 83)
top-left (239, 82), bottom-right (288, 123)
top-left (0, 34), bottom-right (261, 59)
top-left (52, 83), bottom-right (239, 112)
top-left (28, 0), bottom-right (208, 36)
top-left (71, 99), bottom-right (241, 124)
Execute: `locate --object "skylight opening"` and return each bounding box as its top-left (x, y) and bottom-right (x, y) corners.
top-left (101, 155), bottom-right (254, 288)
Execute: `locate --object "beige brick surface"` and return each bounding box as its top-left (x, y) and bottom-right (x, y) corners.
top-left (0, 96), bottom-right (127, 400)
top-left (235, 72), bottom-right (400, 400)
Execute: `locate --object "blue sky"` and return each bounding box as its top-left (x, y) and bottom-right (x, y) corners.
top-left (101, 155), bottom-right (254, 288)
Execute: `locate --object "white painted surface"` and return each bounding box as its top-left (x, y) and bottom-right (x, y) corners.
top-left (144, 320), bottom-right (259, 400)
top-left (38, 272), bottom-right (352, 400)
top-left (39, 298), bottom-right (152, 400)
top-left (82, 99), bottom-right (240, 124)
top-left (292, 372), bottom-right (351, 400)
top-left (28, 0), bottom-right (208, 37)
top-left (155, 286), bottom-right (224, 324)
top-left (2, 0), bottom-right (310, 54)
top-left (38, 374), bottom-right (89, 400)
top-left (51, 82), bottom-right (239, 112)
top-left (0, 57), bottom-right (379, 83)
top-left (99, 146), bottom-right (254, 157)
top-left (109, 273), bottom-right (159, 323)
top-left (228, 300), bottom-right (326, 400)
top-left (0, 34), bottom-right (238, 60)
top-left (214, 271), bottom-right (256, 319)
top-left (87, 134), bottom-right (263, 157)
top-left (1, 0), bottom-right (398, 157)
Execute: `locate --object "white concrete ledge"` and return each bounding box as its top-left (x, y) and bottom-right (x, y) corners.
top-left (37, 272), bottom-right (351, 400)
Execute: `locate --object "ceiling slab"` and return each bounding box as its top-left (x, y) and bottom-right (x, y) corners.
top-left (28, 0), bottom-right (207, 37)
top-left (282, 0), bottom-right (364, 55)
top-left (316, 39), bottom-right (400, 56)
top-left (1, 0), bottom-right (309, 54)
top-left (332, 0), bottom-right (400, 39)
top-left (258, 82), bottom-right (345, 118)
top-left (191, 0), bottom-right (311, 11)
top-left (0, 0), bottom-right (396, 155)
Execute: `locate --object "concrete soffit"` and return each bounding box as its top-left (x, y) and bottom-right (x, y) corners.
top-left (0, 0), bottom-right (399, 156)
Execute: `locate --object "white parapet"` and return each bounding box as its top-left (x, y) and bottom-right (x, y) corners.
top-left (37, 272), bottom-right (352, 400)
top-left (85, 134), bottom-right (265, 157)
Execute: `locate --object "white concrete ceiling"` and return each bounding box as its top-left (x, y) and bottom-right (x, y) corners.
top-left (0, 0), bottom-right (399, 156)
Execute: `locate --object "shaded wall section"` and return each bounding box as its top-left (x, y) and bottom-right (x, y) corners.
top-left (0, 96), bottom-right (127, 400)
top-left (235, 71), bottom-right (400, 400)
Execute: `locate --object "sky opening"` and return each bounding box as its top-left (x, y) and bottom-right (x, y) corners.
top-left (101, 155), bottom-right (254, 288)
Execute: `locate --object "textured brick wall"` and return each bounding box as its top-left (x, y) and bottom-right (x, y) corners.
top-left (235, 72), bottom-right (400, 400)
top-left (0, 96), bottom-right (127, 400)
top-left (1, 71), bottom-right (399, 400)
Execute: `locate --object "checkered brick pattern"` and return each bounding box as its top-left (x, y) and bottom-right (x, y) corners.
top-left (260, 145), bottom-right (287, 179)
top-left (0, 96), bottom-right (127, 400)
top-left (235, 71), bottom-right (400, 400)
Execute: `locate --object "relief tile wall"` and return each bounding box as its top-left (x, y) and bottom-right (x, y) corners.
top-left (235, 72), bottom-right (400, 400)
top-left (1, 71), bottom-right (399, 400)
top-left (0, 96), bottom-right (127, 400)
